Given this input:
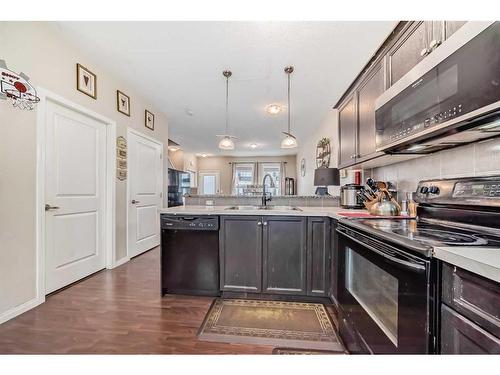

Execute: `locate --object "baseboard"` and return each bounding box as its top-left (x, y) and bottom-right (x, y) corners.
top-left (0, 296), bottom-right (45, 325)
top-left (109, 256), bottom-right (130, 269)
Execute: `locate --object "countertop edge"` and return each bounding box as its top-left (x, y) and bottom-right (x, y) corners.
top-left (433, 247), bottom-right (500, 283)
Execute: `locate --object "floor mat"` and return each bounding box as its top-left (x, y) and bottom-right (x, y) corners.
top-left (198, 298), bottom-right (344, 351)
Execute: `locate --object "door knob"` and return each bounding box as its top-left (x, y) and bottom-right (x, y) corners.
top-left (420, 47), bottom-right (430, 57)
top-left (45, 204), bottom-right (60, 211)
top-left (131, 199), bottom-right (140, 204)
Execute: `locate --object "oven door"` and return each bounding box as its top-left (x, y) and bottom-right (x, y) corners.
top-left (336, 224), bottom-right (432, 354)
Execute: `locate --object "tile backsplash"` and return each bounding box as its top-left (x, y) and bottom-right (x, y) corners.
top-left (368, 137), bottom-right (500, 200)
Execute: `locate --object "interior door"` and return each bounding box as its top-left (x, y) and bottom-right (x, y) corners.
top-left (128, 131), bottom-right (163, 258)
top-left (199, 172), bottom-right (220, 194)
top-left (45, 100), bottom-right (107, 294)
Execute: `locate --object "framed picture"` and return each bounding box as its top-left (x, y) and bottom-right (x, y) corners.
top-left (76, 63), bottom-right (97, 99)
top-left (145, 109), bottom-right (154, 131)
top-left (116, 90), bottom-right (130, 116)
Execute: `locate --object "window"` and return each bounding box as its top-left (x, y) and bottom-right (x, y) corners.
top-left (233, 163), bottom-right (255, 195)
top-left (261, 163), bottom-right (281, 196)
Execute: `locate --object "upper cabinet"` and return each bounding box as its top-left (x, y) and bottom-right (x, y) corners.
top-left (338, 94), bottom-right (358, 168)
top-left (357, 62), bottom-right (385, 159)
top-left (386, 21), bottom-right (431, 87)
top-left (335, 21), bottom-right (467, 169)
top-left (338, 60), bottom-right (385, 169)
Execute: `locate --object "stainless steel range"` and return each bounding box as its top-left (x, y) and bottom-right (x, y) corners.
top-left (333, 175), bottom-right (500, 354)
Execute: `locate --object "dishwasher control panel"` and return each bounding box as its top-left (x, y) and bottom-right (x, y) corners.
top-left (161, 215), bottom-right (219, 231)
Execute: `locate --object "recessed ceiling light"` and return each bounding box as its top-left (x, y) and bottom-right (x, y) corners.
top-left (168, 146), bottom-right (180, 152)
top-left (250, 143), bottom-right (258, 149)
top-left (266, 104), bottom-right (282, 115)
top-left (201, 153), bottom-right (208, 158)
top-left (185, 108), bottom-right (194, 116)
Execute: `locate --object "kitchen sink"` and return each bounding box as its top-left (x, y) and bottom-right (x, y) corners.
top-left (224, 205), bottom-right (302, 211)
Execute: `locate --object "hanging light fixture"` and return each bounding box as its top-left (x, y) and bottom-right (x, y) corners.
top-left (217, 70), bottom-right (237, 150)
top-left (281, 66), bottom-right (298, 149)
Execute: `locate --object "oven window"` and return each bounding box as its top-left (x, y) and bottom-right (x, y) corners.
top-left (346, 247), bottom-right (399, 346)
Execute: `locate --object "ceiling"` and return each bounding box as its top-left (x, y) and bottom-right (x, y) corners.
top-left (56, 21), bottom-right (397, 156)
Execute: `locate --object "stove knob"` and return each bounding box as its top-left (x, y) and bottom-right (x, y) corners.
top-left (429, 186), bottom-right (440, 195)
top-left (420, 186), bottom-right (429, 194)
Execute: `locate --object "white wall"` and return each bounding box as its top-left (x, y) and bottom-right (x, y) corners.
top-left (0, 22), bottom-right (169, 320)
top-left (369, 138), bottom-right (500, 198)
top-left (295, 109), bottom-right (342, 195)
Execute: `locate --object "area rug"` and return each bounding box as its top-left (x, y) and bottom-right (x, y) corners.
top-left (198, 299), bottom-right (344, 351)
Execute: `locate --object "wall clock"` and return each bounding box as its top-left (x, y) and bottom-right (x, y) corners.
top-left (300, 158), bottom-right (306, 177)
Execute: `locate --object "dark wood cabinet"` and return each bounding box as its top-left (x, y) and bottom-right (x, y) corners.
top-left (219, 216), bottom-right (262, 292)
top-left (443, 21), bottom-right (467, 41)
top-left (334, 21), bottom-right (469, 170)
top-left (338, 94), bottom-right (358, 168)
top-left (220, 215), bottom-right (331, 298)
top-left (387, 21), bottom-right (431, 86)
top-left (357, 62), bottom-right (385, 160)
top-left (441, 304), bottom-right (500, 354)
top-left (262, 217), bottom-right (307, 295)
top-left (307, 217), bottom-right (331, 296)
top-left (440, 263), bottom-right (500, 354)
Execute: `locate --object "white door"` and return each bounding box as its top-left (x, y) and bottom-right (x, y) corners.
top-left (199, 171), bottom-right (220, 194)
top-left (45, 100), bottom-right (107, 294)
top-left (128, 131), bottom-right (163, 258)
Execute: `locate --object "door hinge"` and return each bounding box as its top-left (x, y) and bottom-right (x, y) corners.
top-left (160, 192), bottom-right (163, 198)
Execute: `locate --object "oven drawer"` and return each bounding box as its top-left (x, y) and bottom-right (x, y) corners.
top-left (441, 304), bottom-right (500, 354)
top-left (442, 263), bottom-right (500, 337)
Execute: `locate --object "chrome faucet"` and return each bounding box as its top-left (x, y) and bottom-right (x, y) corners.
top-left (262, 174), bottom-right (275, 206)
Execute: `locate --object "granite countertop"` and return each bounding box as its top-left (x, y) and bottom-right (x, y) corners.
top-left (159, 205), bottom-right (363, 220)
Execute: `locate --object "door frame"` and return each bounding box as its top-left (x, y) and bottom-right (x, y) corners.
top-left (126, 128), bottom-right (164, 259)
top-left (35, 87), bottom-right (117, 302)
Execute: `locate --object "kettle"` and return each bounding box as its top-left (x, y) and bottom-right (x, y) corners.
top-left (369, 195), bottom-right (401, 216)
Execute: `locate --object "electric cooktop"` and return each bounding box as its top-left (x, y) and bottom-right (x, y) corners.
top-left (356, 219), bottom-right (500, 248)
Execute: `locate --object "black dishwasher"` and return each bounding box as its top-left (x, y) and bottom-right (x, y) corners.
top-left (161, 215), bottom-right (220, 297)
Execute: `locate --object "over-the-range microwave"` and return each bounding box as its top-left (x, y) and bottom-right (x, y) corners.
top-left (375, 21), bottom-right (500, 154)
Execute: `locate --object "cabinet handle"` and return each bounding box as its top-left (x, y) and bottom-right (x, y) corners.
top-left (263, 222), bottom-right (268, 226)
top-left (429, 39), bottom-right (441, 50)
top-left (420, 47), bottom-right (430, 57)
top-left (257, 221), bottom-right (262, 226)
top-left (350, 154), bottom-right (357, 159)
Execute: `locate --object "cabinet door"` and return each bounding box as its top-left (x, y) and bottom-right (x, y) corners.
top-left (441, 304), bottom-right (500, 354)
top-left (219, 216), bottom-right (262, 292)
top-left (262, 216), bottom-right (307, 295)
top-left (387, 21), bottom-right (431, 86)
top-left (357, 62), bottom-right (385, 159)
top-left (444, 21), bottom-right (467, 40)
top-left (338, 94), bottom-right (357, 168)
top-left (307, 217), bottom-right (331, 297)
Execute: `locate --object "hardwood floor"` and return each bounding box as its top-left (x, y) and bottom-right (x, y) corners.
top-left (0, 247), bottom-right (338, 354)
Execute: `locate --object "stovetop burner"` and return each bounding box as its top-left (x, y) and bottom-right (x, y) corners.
top-left (356, 219), bottom-right (500, 248)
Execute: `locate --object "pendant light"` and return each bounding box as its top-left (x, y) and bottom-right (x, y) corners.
top-left (281, 65), bottom-right (298, 149)
top-left (217, 70), bottom-right (236, 150)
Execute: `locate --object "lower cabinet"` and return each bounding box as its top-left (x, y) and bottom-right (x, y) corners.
top-left (440, 263), bottom-right (500, 354)
top-left (307, 217), bottom-right (331, 296)
top-left (219, 215), bottom-right (331, 297)
top-left (219, 216), bottom-right (262, 292)
top-left (263, 216), bottom-right (307, 295)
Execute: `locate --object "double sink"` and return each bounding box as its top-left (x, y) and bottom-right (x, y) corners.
top-left (224, 205), bottom-right (302, 211)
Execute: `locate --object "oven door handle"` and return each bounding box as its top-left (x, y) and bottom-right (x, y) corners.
top-left (337, 228), bottom-right (427, 272)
